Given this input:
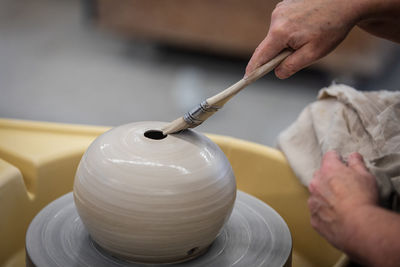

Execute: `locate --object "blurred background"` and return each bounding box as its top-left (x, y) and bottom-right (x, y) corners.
top-left (1, 0), bottom-right (400, 146)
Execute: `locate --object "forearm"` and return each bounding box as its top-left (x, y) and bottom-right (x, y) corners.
top-left (358, 18), bottom-right (400, 43)
top-left (344, 205), bottom-right (400, 267)
top-left (355, 0), bottom-right (400, 43)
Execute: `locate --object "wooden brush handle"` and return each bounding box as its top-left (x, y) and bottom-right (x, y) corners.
top-left (207, 50), bottom-right (292, 107)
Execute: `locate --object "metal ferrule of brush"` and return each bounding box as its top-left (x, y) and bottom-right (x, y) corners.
top-left (183, 100), bottom-right (221, 127)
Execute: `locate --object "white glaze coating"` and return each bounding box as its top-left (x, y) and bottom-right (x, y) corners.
top-left (73, 121), bottom-right (236, 264)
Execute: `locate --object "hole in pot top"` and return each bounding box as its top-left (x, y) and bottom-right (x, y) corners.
top-left (187, 247), bottom-right (199, 255)
top-left (144, 130), bottom-right (167, 140)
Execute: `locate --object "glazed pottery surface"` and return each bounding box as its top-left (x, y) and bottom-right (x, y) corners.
top-left (73, 121), bottom-right (237, 263)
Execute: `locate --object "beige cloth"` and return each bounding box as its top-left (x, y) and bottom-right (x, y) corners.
top-left (278, 84), bottom-right (400, 209)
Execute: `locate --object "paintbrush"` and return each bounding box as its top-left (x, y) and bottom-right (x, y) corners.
top-left (162, 50), bottom-right (292, 135)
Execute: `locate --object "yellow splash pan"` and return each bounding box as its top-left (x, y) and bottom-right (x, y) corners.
top-left (0, 118), bottom-right (347, 267)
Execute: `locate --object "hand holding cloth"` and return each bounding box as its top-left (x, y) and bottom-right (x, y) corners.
top-left (278, 84), bottom-right (400, 209)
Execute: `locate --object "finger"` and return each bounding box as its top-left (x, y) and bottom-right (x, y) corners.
top-left (309, 196), bottom-right (335, 225)
top-left (308, 177), bottom-right (334, 201)
top-left (310, 212), bottom-right (335, 245)
top-left (321, 150), bottom-right (345, 172)
top-left (274, 43), bottom-right (320, 79)
top-left (245, 33), bottom-right (286, 77)
top-left (307, 196), bottom-right (320, 215)
top-left (347, 152), bottom-right (369, 174)
top-left (308, 175), bottom-right (319, 194)
top-left (310, 214), bottom-right (321, 232)
top-left (309, 207), bottom-right (325, 234)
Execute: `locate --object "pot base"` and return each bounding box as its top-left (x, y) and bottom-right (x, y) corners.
top-left (26, 191), bottom-right (292, 267)
top-left (92, 238), bottom-right (211, 265)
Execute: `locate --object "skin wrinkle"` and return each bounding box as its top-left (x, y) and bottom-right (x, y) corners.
top-left (246, 0), bottom-right (400, 264)
top-left (306, 151), bottom-right (400, 266)
top-left (245, 0), bottom-right (400, 79)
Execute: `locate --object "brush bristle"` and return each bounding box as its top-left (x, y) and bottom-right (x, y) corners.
top-left (162, 117), bottom-right (190, 135)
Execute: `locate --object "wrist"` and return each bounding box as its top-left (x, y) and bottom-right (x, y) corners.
top-left (329, 0), bottom-right (373, 28)
top-left (345, 0), bottom-right (376, 22)
top-left (351, 0), bottom-right (396, 21)
top-left (340, 204), bottom-right (377, 253)
top-left (341, 204), bottom-right (383, 265)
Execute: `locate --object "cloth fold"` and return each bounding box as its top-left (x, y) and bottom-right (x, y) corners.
top-left (278, 84), bottom-right (400, 209)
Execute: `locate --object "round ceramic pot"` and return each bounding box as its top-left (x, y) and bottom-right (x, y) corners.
top-left (73, 121), bottom-right (236, 264)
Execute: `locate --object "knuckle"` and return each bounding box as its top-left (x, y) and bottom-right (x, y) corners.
top-left (309, 178), bottom-right (317, 189)
top-left (307, 197), bottom-right (315, 209)
top-left (327, 177), bottom-right (336, 188)
top-left (269, 21), bottom-right (289, 39)
top-left (275, 1), bottom-right (284, 9)
top-left (271, 11), bottom-right (279, 21)
top-left (303, 49), bottom-right (320, 62)
top-left (269, 26), bottom-right (284, 39)
top-left (312, 170), bottom-right (320, 180)
top-left (308, 179), bottom-right (321, 195)
top-left (287, 38), bottom-right (302, 50)
top-left (321, 158), bottom-right (341, 174)
top-left (327, 177), bottom-right (343, 195)
top-left (281, 61), bottom-right (297, 74)
top-left (271, 5), bottom-right (283, 18)
top-left (274, 0), bottom-right (290, 14)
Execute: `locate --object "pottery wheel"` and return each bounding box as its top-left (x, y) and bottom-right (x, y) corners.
top-left (26, 191), bottom-right (292, 267)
